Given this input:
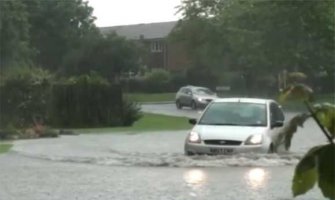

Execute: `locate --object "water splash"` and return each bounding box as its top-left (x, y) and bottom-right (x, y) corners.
top-left (12, 149), bottom-right (302, 168)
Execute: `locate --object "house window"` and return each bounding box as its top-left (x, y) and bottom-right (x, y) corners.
top-left (151, 41), bottom-right (163, 53)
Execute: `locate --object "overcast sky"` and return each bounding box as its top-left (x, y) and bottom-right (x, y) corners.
top-left (87, 0), bottom-right (182, 27)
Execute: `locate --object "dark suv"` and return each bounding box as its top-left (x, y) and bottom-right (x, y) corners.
top-left (175, 86), bottom-right (217, 110)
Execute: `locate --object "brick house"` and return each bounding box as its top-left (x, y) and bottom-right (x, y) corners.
top-left (100, 21), bottom-right (190, 71)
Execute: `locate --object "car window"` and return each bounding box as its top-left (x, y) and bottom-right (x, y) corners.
top-left (270, 103), bottom-right (285, 123)
top-left (184, 88), bottom-right (192, 95)
top-left (179, 88), bottom-right (186, 93)
top-left (199, 102), bottom-right (267, 126)
top-left (194, 88), bottom-right (214, 95)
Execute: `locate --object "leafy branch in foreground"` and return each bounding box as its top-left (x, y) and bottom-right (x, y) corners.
top-left (279, 83), bottom-right (335, 199)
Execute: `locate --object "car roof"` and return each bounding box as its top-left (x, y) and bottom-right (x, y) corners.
top-left (213, 98), bottom-right (273, 104)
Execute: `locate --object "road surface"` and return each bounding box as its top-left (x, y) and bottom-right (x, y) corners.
top-left (0, 104), bottom-right (329, 200)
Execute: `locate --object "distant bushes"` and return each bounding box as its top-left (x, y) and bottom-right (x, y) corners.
top-left (0, 68), bottom-right (141, 135)
top-left (123, 69), bottom-right (174, 93)
top-left (122, 67), bottom-right (218, 93)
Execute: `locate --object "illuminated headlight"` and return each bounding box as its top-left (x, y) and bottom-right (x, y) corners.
top-left (245, 134), bottom-right (263, 145)
top-left (188, 131), bottom-right (201, 143)
top-left (197, 97), bottom-right (204, 102)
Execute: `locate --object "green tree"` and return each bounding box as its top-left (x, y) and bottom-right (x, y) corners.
top-left (173, 0), bottom-right (335, 94)
top-left (63, 33), bottom-right (140, 81)
top-left (22, 0), bottom-right (98, 71)
top-left (0, 0), bottom-right (32, 68)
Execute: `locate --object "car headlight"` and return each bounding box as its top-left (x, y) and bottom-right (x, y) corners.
top-left (197, 97), bottom-right (204, 102)
top-left (245, 134), bottom-right (263, 145)
top-left (188, 131), bottom-right (201, 143)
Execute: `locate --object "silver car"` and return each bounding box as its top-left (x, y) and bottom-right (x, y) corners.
top-left (175, 86), bottom-right (217, 110)
top-left (184, 98), bottom-right (285, 155)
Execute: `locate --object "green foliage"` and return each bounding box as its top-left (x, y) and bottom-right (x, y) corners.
top-left (0, 0), bottom-right (32, 67)
top-left (144, 69), bottom-right (171, 83)
top-left (288, 72), bottom-right (307, 82)
top-left (314, 103), bottom-right (335, 138)
top-left (49, 75), bottom-right (123, 128)
top-left (0, 67), bottom-right (52, 129)
top-left (318, 144), bottom-right (335, 199)
top-left (292, 145), bottom-right (321, 196)
top-left (292, 144), bottom-right (335, 199)
top-left (174, 0), bottom-right (335, 93)
top-left (279, 80), bottom-right (334, 198)
top-left (279, 84), bottom-right (314, 103)
top-left (63, 33), bottom-right (140, 80)
top-left (65, 71), bottom-right (109, 85)
top-left (121, 101), bottom-right (142, 126)
top-left (22, 0), bottom-right (98, 70)
top-left (1, 0), bottom-right (99, 71)
top-left (186, 66), bottom-right (218, 88)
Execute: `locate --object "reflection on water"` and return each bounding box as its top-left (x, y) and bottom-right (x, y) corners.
top-left (183, 169), bottom-right (208, 197)
top-left (183, 169), bottom-right (207, 187)
top-left (245, 168), bottom-right (268, 190)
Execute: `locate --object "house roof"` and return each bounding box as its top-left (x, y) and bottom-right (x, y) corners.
top-left (99, 21), bottom-right (177, 40)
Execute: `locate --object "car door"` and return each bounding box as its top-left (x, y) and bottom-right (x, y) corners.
top-left (183, 88), bottom-right (193, 106)
top-left (178, 88), bottom-right (187, 105)
top-left (269, 102), bottom-right (285, 132)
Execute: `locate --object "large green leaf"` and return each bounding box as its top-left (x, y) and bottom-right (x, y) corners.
top-left (317, 144), bottom-right (335, 199)
top-left (314, 103), bottom-right (335, 138)
top-left (288, 72), bottom-right (307, 82)
top-left (279, 84), bottom-right (314, 103)
top-left (292, 145), bottom-right (322, 197)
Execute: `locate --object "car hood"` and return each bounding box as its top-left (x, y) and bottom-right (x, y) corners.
top-left (193, 125), bottom-right (267, 141)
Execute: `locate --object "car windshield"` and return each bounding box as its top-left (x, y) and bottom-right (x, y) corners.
top-left (193, 88), bottom-right (214, 96)
top-left (199, 102), bottom-right (267, 126)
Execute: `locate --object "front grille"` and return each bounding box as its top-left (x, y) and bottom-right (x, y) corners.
top-left (204, 140), bottom-right (242, 146)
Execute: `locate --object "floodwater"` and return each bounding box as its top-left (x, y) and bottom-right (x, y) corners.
top-left (0, 104), bottom-right (329, 200)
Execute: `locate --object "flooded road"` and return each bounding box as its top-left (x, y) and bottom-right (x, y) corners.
top-left (0, 104), bottom-right (329, 200)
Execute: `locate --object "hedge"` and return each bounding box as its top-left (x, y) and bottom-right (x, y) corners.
top-left (49, 82), bottom-right (123, 128)
top-left (0, 72), bottom-right (140, 130)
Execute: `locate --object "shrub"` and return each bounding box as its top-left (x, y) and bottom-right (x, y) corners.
top-left (49, 75), bottom-right (123, 128)
top-left (121, 100), bottom-right (142, 126)
top-left (0, 66), bottom-right (52, 129)
top-left (0, 69), bottom-right (141, 132)
top-left (144, 68), bottom-right (171, 83)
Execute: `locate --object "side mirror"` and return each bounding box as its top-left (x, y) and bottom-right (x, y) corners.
top-left (271, 121), bottom-right (284, 129)
top-left (189, 118), bottom-right (197, 125)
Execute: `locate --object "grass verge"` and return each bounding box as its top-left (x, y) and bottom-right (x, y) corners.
top-left (124, 93), bottom-right (175, 103)
top-left (75, 113), bottom-right (192, 134)
top-left (0, 143), bottom-right (13, 154)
